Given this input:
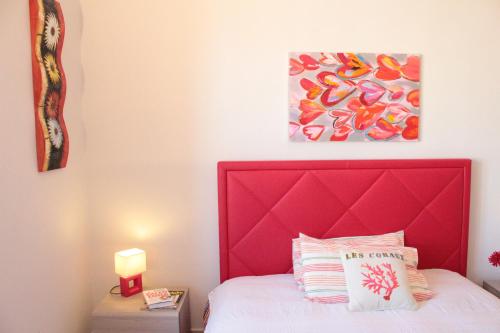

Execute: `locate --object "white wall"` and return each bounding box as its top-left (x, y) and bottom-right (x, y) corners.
top-left (81, 0), bottom-right (500, 330)
top-left (0, 0), bottom-right (91, 332)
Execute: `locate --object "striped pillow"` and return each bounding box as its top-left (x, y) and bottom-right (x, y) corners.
top-left (300, 242), bottom-right (433, 304)
top-left (293, 231), bottom-right (404, 287)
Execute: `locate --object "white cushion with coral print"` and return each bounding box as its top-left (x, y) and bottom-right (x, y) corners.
top-left (340, 247), bottom-right (418, 312)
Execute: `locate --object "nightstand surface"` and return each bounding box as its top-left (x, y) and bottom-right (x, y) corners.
top-left (92, 287), bottom-right (190, 333)
top-left (483, 280), bottom-right (500, 298)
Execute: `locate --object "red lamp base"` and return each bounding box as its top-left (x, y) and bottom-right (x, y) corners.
top-left (119, 274), bottom-right (143, 297)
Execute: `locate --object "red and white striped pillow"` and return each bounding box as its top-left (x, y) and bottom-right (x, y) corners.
top-left (293, 231), bottom-right (405, 287)
top-left (300, 241), bottom-right (433, 304)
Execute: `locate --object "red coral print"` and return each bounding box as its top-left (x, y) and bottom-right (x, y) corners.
top-left (489, 251), bottom-right (500, 267)
top-left (361, 263), bottom-right (399, 301)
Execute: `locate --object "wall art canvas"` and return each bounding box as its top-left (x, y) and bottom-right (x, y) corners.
top-left (29, 0), bottom-right (68, 171)
top-left (289, 52), bottom-right (420, 142)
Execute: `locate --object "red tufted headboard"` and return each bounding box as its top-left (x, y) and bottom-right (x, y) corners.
top-left (217, 159), bottom-right (471, 283)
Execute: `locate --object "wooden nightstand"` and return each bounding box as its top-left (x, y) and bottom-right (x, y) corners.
top-left (483, 280), bottom-right (500, 298)
top-left (91, 288), bottom-right (190, 333)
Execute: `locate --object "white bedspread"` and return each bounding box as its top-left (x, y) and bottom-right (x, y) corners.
top-left (206, 269), bottom-right (500, 333)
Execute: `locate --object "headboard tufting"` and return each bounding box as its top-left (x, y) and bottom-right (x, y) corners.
top-left (217, 159), bottom-right (471, 283)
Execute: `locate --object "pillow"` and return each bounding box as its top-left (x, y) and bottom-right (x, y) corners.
top-left (293, 231), bottom-right (404, 287)
top-left (300, 242), bottom-right (433, 303)
top-left (340, 247), bottom-right (418, 311)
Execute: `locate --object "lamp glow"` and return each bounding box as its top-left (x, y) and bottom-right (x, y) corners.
top-left (114, 248), bottom-right (146, 297)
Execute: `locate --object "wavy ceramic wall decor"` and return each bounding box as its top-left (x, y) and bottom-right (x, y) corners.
top-left (29, 0), bottom-right (68, 171)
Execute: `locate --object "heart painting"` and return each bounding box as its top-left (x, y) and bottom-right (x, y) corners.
top-left (289, 52), bottom-right (420, 142)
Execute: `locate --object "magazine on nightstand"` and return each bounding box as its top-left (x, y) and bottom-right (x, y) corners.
top-left (143, 288), bottom-right (184, 310)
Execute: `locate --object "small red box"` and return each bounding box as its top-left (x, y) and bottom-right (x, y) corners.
top-left (119, 274), bottom-right (143, 297)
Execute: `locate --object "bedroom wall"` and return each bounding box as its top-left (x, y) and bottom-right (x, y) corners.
top-left (81, 0), bottom-right (500, 330)
top-left (0, 1), bottom-right (91, 332)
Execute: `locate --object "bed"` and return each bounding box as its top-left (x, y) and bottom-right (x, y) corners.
top-left (207, 159), bottom-right (500, 332)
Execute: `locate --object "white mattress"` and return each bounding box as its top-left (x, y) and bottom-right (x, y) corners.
top-left (206, 269), bottom-right (500, 333)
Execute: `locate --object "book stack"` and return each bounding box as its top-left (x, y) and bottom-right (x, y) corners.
top-left (143, 288), bottom-right (183, 310)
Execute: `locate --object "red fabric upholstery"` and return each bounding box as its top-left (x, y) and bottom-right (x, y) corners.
top-left (217, 160), bottom-right (471, 283)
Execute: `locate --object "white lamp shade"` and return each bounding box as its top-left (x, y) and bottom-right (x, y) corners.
top-left (114, 248), bottom-right (146, 277)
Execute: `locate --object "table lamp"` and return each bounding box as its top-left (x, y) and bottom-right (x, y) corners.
top-left (114, 248), bottom-right (146, 297)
